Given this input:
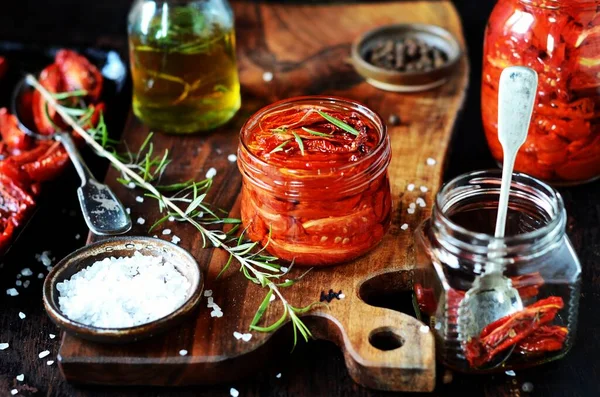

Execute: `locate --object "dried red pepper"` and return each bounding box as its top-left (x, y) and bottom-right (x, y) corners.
top-left (516, 325), bottom-right (568, 354)
top-left (465, 296), bottom-right (565, 368)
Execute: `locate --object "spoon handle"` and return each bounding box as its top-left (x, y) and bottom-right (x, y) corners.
top-left (495, 66), bottom-right (538, 238)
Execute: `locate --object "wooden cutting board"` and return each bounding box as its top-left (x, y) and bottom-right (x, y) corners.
top-left (58, 0), bottom-right (468, 392)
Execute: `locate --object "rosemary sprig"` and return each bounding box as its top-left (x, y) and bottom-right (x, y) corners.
top-left (269, 140), bottom-right (289, 154)
top-left (316, 110), bottom-right (359, 136)
top-left (27, 74), bottom-right (322, 347)
top-left (292, 132), bottom-right (305, 156)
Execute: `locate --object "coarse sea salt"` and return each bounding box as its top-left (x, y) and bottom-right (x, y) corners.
top-left (135, 196), bottom-right (144, 203)
top-left (227, 154), bottom-right (237, 162)
top-left (56, 252), bottom-right (190, 328)
top-left (205, 167), bottom-right (217, 179)
top-left (137, 217), bottom-right (146, 225)
top-left (16, 374), bottom-right (24, 382)
top-left (230, 388), bottom-right (240, 397)
top-left (172, 235), bottom-right (181, 245)
top-left (162, 229), bottom-right (172, 235)
top-left (426, 157), bottom-right (437, 166)
top-left (18, 312), bottom-right (25, 320)
top-left (179, 349), bottom-right (188, 356)
top-left (10, 389), bottom-right (17, 395)
top-left (21, 268), bottom-right (32, 276)
top-left (407, 183), bottom-right (415, 191)
top-left (49, 334), bottom-right (56, 339)
top-left (0, 343), bottom-right (8, 350)
top-left (262, 71), bottom-right (274, 82)
top-left (6, 288), bottom-right (18, 297)
top-left (400, 223), bottom-right (409, 231)
top-left (38, 350), bottom-right (50, 359)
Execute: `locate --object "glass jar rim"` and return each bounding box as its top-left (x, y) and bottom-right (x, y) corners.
top-left (238, 95), bottom-right (389, 176)
top-left (433, 169), bottom-right (565, 255)
top-left (519, 0), bottom-right (600, 8)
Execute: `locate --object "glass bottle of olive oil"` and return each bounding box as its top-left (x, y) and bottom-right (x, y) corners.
top-left (127, 0), bottom-right (240, 133)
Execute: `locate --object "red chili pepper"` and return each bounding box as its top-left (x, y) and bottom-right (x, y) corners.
top-left (465, 296), bottom-right (565, 368)
top-left (21, 143), bottom-right (70, 182)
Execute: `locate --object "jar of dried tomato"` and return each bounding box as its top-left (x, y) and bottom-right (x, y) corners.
top-left (414, 170), bottom-right (581, 373)
top-left (237, 96), bottom-right (392, 266)
top-left (482, 0), bottom-right (600, 185)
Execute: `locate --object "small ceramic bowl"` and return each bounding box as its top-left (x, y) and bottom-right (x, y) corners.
top-left (43, 236), bottom-right (203, 344)
top-left (351, 23), bottom-right (462, 92)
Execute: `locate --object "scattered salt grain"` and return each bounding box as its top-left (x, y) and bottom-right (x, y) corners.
top-left (338, 293), bottom-right (346, 299)
top-left (505, 370), bottom-right (516, 377)
top-left (128, 182), bottom-right (136, 189)
top-left (47, 360), bottom-right (54, 366)
top-left (21, 268), bottom-right (32, 276)
top-left (168, 216), bottom-right (175, 222)
top-left (204, 290), bottom-right (213, 297)
top-left (137, 217), bottom-right (146, 225)
top-left (211, 309), bottom-right (223, 318)
top-left (416, 197), bottom-right (426, 208)
top-left (135, 196), bottom-right (144, 203)
top-left (276, 373), bottom-right (282, 379)
top-left (227, 154), bottom-right (237, 162)
top-left (426, 157), bottom-right (437, 166)
top-left (16, 374), bottom-right (24, 382)
top-left (49, 334), bottom-right (56, 339)
top-left (205, 167), bottom-right (217, 179)
top-left (230, 387), bottom-right (240, 397)
top-left (262, 71), bottom-right (273, 82)
top-left (179, 349), bottom-right (188, 356)
top-left (400, 223), bottom-right (409, 231)
top-left (23, 280), bottom-right (30, 289)
top-left (37, 251), bottom-right (52, 266)
top-left (15, 280), bottom-right (22, 287)
top-left (16, 274), bottom-right (21, 279)
top-left (280, 266), bottom-right (288, 273)
top-left (407, 208), bottom-right (415, 214)
top-left (126, 208), bottom-right (131, 215)
top-left (241, 333), bottom-right (252, 342)
top-left (38, 350), bottom-right (50, 359)
top-left (10, 389), bottom-right (17, 395)
top-left (18, 312), bottom-right (26, 320)
top-left (420, 186), bottom-right (428, 193)
top-left (37, 273), bottom-right (44, 279)
top-left (409, 203), bottom-right (416, 209)
top-left (55, 252), bottom-right (191, 328)
top-left (233, 331), bottom-right (243, 340)
top-left (6, 288), bottom-right (18, 297)
top-left (270, 294), bottom-right (276, 302)
top-left (420, 325), bottom-right (430, 333)
top-left (162, 229), bottom-right (172, 235)
top-left (522, 382), bottom-right (534, 393)
top-left (75, 234), bottom-right (81, 240)
top-left (407, 183), bottom-right (415, 191)
top-left (0, 343), bottom-right (8, 350)
top-left (171, 235), bottom-right (181, 244)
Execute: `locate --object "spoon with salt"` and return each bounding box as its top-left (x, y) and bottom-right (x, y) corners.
top-left (458, 66), bottom-right (538, 368)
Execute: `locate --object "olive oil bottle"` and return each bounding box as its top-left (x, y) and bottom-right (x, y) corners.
top-left (127, 0), bottom-right (240, 133)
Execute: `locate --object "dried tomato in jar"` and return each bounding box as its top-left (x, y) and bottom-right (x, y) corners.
top-left (237, 96), bottom-right (392, 266)
top-left (482, 0), bottom-right (600, 185)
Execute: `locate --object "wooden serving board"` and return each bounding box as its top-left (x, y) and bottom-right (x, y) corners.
top-left (58, 0), bottom-right (468, 392)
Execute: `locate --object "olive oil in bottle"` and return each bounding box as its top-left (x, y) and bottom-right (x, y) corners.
top-left (127, 0), bottom-right (240, 133)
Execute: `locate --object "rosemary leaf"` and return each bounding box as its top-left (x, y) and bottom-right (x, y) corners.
top-left (301, 127), bottom-right (331, 137)
top-left (316, 110), bottom-right (359, 136)
top-left (52, 89), bottom-right (88, 100)
top-left (250, 290), bottom-right (274, 327)
top-left (292, 132), bottom-right (305, 156)
top-left (268, 140), bottom-right (289, 154)
top-left (250, 306), bottom-right (288, 332)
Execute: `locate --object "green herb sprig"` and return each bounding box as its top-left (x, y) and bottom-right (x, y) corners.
top-left (27, 74), bottom-right (323, 347)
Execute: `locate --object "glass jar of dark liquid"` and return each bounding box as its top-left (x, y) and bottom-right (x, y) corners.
top-left (414, 170), bottom-right (581, 373)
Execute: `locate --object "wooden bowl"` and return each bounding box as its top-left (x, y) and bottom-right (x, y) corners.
top-left (42, 236), bottom-right (203, 344)
top-left (351, 23), bottom-right (462, 92)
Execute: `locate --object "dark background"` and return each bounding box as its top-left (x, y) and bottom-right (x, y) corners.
top-left (1, 1), bottom-right (599, 396)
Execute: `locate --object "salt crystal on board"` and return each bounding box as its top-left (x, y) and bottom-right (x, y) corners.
top-left (47, 360), bottom-right (54, 366)
top-left (168, 216), bottom-right (175, 222)
top-left (128, 182), bottom-right (136, 189)
top-left (126, 208), bottom-right (131, 215)
top-left (407, 208), bottom-right (415, 214)
top-left (162, 229), bottom-right (172, 235)
top-left (420, 186), bottom-right (428, 193)
top-left (205, 167), bottom-right (217, 179)
top-left (276, 373), bottom-right (282, 379)
top-left (16, 374), bottom-right (24, 382)
top-left (505, 370), bottom-right (516, 376)
top-left (400, 223), bottom-right (409, 231)
top-left (0, 343), bottom-right (8, 350)
top-left (137, 217), bottom-right (146, 225)
top-left (227, 154), bottom-right (237, 162)
top-left (270, 294), bottom-right (276, 302)
top-left (230, 387), bottom-right (240, 397)
top-left (6, 288), bottom-right (18, 296)
top-left (420, 325), bottom-right (430, 333)
top-left (280, 267), bottom-right (288, 273)
top-left (426, 157), bottom-right (437, 166)
top-left (38, 251), bottom-right (52, 266)
top-left (407, 183), bottom-right (415, 191)
top-left (233, 332), bottom-right (243, 340)
top-left (21, 268), bottom-right (32, 276)
top-left (338, 294), bottom-right (346, 299)
top-left (16, 274), bottom-right (21, 279)
top-left (37, 273), bottom-right (44, 279)
top-left (38, 350), bottom-right (50, 359)
top-left (241, 333), bottom-right (252, 342)
top-left (18, 312), bottom-right (25, 320)
top-left (23, 280), bottom-right (30, 288)
top-left (262, 71), bottom-right (274, 82)
top-left (10, 389), bottom-right (17, 395)
top-left (409, 203), bottom-right (416, 209)
top-left (75, 234), bottom-right (81, 240)
top-left (49, 334), bottom-right (56, 339)
top-left (204, 290), bottom-right (213, 297)
top-left (179, 349), bottom-right (188, 356)
top-left (15, 280), bottom-right (22, 287)
top-left (416, 197), bottom-right (426, 207)
top-left (171, 235), bottom-right (181, 244)
top-left (135, 196), bottom-right (144, 203)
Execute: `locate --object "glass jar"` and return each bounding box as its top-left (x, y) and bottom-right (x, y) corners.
top-left (127, 0), bottom-right (241, 133)
top-left (414, 170), bottom-right (581, 373)
top-left (482, 0), bottom-right (600, 185)
top-left (237, 96), bottom-right (392, 266)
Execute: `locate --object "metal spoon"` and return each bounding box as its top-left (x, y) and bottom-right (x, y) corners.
top-left (11, 77), bottom-right (132, 236)
top-left (458, 66), bottom-right (538, 368)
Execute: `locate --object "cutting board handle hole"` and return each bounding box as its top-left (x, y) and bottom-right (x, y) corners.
top-left (368, 327), bottom-right (404, 351)
top-left (358, 270), bottom-right (417, 317)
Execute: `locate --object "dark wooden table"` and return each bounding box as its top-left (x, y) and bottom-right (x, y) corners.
top-left (0, 1), bottom-right (598, 396)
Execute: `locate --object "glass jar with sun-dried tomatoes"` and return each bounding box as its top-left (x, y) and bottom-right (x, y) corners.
top-left (237, 96), bottom-right (392, 266)
top-left (414, 170), bottom-right (581, 373)
top-left (482, 0), bottom-right (600, 185)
